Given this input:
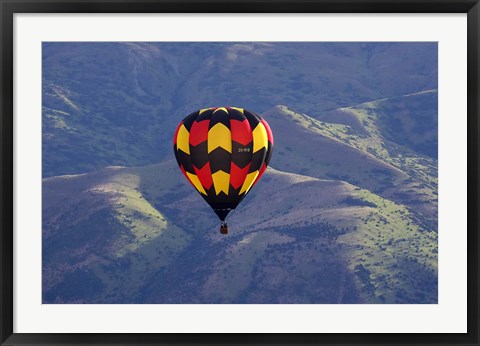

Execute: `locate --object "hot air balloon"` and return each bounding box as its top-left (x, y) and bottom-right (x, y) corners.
top-left (173, 107), bottom-right (274, 234)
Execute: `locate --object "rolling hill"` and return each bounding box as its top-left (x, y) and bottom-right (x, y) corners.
top-left (43, 161), bottom-right (437, 304)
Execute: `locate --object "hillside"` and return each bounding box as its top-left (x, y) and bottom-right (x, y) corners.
top-left (43, 161), bottom-right (437, 304)
top-left (42, 42), bottom-right (437, 177)
top-left (319, 90), bottom-right (438, 159)
top-left (262, 98), bottom-right (437, 229)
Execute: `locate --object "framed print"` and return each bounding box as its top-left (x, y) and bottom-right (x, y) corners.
top-left (1, 0), bottom-right (479, 345)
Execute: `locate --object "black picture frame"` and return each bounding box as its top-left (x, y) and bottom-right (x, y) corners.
top-left (1, 0), bottom-right (479, 345)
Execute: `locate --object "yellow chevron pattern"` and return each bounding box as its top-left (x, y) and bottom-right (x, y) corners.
top-left (229, 107), bottom-right (244, 114)
top-left (176, 124), bottom-right (190, 154)
top-left (252, 123), bottom-right (268, 153)
top-left (186, 172), bottom-right (207, 195)
top-left (239, 171), bottom-right (259, 194)
top-left (208, 123), bottom-right (232, 153)
top-left (212, 170), bottom-right (230, 195)
top-left (213, 107), bottom-right (229, 114)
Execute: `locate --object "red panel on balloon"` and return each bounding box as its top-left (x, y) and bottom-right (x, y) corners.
top-left (230, 162), bottom-right (251, 189)
top-left (189, 120), bottom-right (210, 146)
top-left (230, 119), bottom-right (253, 146)
top-left (193, 161), bottom-right (213, 190)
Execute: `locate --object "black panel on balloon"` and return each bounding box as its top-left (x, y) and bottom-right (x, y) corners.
top-left (265, 142), bottom-right (273, 165)
top-left (244, 110), bottom-right (260, 130)
top-left (209, 109), bottom-right (231, 129)
top-left (196, 109), bottom-right (214, 122)
top-left (209, 147), bottom-right (231, 173)
top-left (190, 142), bottom-right (209, 169)
top-left (249, 147), bottom-right (267, 173)
top-left (231, 141), bottom-right (254, 169)
top-left (176, 149), bottom-right (195, 173)
top-left (228, 109), bottom-right (247, 121)
top-left (182, 111), bottom-right (199, 131)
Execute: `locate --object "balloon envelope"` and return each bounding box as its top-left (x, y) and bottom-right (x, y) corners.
top-left (173, 107), bottom-right (274, 221)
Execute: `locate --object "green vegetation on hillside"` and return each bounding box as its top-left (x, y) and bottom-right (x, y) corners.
top-left (42, 159), bottom-right (437, 304)
top-left (265, 100), bottom-right (437, 229)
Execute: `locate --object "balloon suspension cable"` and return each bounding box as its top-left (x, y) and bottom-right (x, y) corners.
top-left (220, 221), bottom-right (228, 235)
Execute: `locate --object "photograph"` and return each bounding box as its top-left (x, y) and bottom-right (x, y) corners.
top-left (42, 41), bottom-right (439, 304)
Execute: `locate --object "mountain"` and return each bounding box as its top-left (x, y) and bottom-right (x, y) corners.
top-left (42, 42), bottom-right (437, 177)
top-left (43, 161), bottom-right (437, 304)
top-left (42, 42), bottom-right (438, 304)
top-left (42, 97), bottom-right (438, 304)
